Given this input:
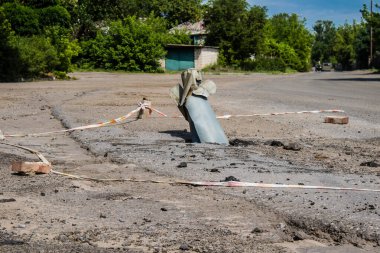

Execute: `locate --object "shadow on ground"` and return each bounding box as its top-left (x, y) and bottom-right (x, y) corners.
top-left (159, 130), bottom-right (193, 142)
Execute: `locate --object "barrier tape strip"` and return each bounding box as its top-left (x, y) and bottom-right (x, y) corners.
top-left (0, 99), bottom-right (373, 192)
top-left (4, 106), bottom-right (144, 138)
top-left (1, 142), bottom-right (379, 192)
top-left (0, 142), bottom-right (50, 165)
top-left (184, 181), bottom-right (380, 192)
top-left (50, 170), bottom-right (380, 192)
top-left (216, 109), bottom-right (346, 119)
top-left (2, 104), bottom-right (345, 138)
top-left (150, 107), bottom-right (168, 117)
top-left (148, 109), bottom-right (346, 119)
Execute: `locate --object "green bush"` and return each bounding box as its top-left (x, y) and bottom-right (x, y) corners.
top-left (53, 70), bottom-right (69, 79)
top-left (44, 26), bottom-right (80, 72)
top-left (260, 38), bottom-right (302, 71)
top-left (2, 2), bottom-right (40, 36)
top-left (10, 35), bottom-right (60, 78)
top-left (0, 6), bottom-right (22, 82)
top-left (240, 57), bottom-right (287, 72)
top-left (39, 5), bottom-right (71, 28)
top-left (79, 16), bottom-right (185, 72)
top-left (21, 0), bottom-right (61, 9)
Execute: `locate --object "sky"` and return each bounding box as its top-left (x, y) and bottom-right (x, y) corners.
top-left (249, 0), bottom-right (372, 29)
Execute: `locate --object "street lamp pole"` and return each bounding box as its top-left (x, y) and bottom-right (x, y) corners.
top-left (370, 0), bottom-right (374, 67)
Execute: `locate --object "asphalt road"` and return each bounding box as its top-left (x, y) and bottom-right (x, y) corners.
top-left (0, 70), bottom-right (379, 252)
top-left (211, 70), bottom-right (380, 139)
top-left (57, 71), bottom-right (380, 250)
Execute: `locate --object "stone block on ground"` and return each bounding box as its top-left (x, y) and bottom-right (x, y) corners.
top-left (11, 161), bottom-right (52, 174)
top-left (324, 116), bottom-right (349, 124)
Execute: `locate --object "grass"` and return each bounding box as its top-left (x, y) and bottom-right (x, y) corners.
top-left (202, 64), bottom-right (299, 75)
top-left (73, 63), bottom-right (302, 76)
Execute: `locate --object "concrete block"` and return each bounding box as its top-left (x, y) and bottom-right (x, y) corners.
top-left (324, 116), bottom-right (349, 124)
top-left (11, 162), bottom-right (52, 174)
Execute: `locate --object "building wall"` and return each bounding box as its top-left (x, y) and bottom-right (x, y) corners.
top-left (194, 48), bottom-right (219, 70)
top-left (165, 47), bottom-right (195, 71)
top-left (159, 58), bottom-right (165, 69)
top-left (191, 34), bottom-right (206, 46)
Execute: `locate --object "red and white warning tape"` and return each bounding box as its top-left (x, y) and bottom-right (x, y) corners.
top-left (3, 102), bottom-right (150, 138)
top-left (2, 99), bottom-right (375, 192)
top-left (2, 105), bottom-right (345, 138)
top-left (50, 170), bottom-right (380, 192)
top-left (216, 109), bottom-right (345, 119)
top-left (182, 181), bottom-right (380, 192)
top-left (1, 142), bottom-right (379, 192)
top-left (149, 107), bottom-right (168, 117)
top-left (0, 142), bottom-right (50, 165)
top-left (150, 109), bottom-right (346, 119)
top-left (4, 107), bottom-right (140, 138)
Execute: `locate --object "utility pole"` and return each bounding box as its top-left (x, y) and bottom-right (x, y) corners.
top-left (370, 0), bottom-right (374, 67)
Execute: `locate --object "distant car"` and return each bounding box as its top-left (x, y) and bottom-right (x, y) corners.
top-left (322, 62), bottom-right (333, 71)
top-left (315, 64), bottom-right (322, 71)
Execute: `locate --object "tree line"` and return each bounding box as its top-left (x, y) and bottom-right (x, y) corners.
top-left (0, 0), bottom-right (378, 81)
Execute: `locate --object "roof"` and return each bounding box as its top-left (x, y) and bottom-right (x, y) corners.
top-left (171, 20), bottom-right (207, 35)
top-left (166, 44), bottom-right (218, 49)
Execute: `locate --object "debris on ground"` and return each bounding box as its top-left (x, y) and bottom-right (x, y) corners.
top-left (265, 140), bottom-right (285, 147)
top-left (0, 198), bottom-right (16, 203)
top-left (283, 142), bottom-right (302, 151)
top-left (11, 161), bottom-right (52, 174)
top-left (324, 116), bottom-right (349, 124)
top-left (251, 227), bottom-right (264, 234)
top-left (292, 231), bottom-right (309, 241)
top-left (179, 243), bottom-right (190, 251)
top-left (229, 139), bottom-right (256, 147)
top-left (1, 71), bottom-right (379, 252)
top-left (177, 162), bottom-right (188, 168)
top-left (360, 160), bottom-right (379, 167)
top-left (221, 176), bottom-right (240, 182)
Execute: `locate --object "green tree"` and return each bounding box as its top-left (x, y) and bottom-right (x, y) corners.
top-left (0, 2), bottom-right (79, 79)
top-left (19, 0), bottom-right (62, 8)
top-left (0, 6), bottom-right (12, 53)
top-left (10, 35), bottom-right (60, 77)
top-left (361, 4), bottom-right (380, 68)
top-left (39, 5), bottom-right (71, 28)
top-left (312, 20), bottom-right (337, 64)
top-left (2, 2), bottom-right (40, 35)
top-left (60, 0), bottom-right (78, 18)
top-left (264, 13), bottom-right (313, 71)
top-left (152, 0), bottom-right (203, 27)
top-left (79, 16), bottom-right (186, 72)
top-left (204, 0), bottom-right (247, 46)
top-left (354, 22), bottom-right (370, 69)
top-left (235, 5), bottom-right (267, 61)
top-left (0, 6), bottom-right (22, 81)
top-left (260, 38), bottom-right (302, 71)
top-left (204, 0), bottom-right (267, 65)
top-left (333, 23), bottom-right (357, 70)
top-left (76, 0), bottom-right (203, 39)
top-left (44, 26), bottom-right (80, 72)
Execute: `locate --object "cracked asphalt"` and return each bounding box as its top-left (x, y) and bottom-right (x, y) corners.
top-left (0, 70), bottom-right (379, 252)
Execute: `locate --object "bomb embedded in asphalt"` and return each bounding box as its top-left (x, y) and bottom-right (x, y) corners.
top-left (170, 69), bottom-right (228, 145)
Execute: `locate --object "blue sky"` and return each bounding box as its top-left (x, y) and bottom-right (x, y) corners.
top-left (249, 0), bottom-right (372, 29)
